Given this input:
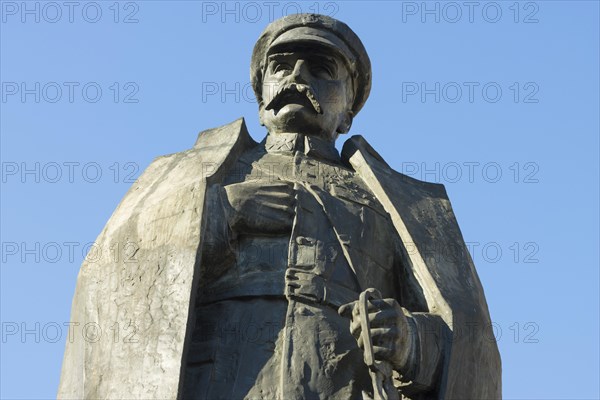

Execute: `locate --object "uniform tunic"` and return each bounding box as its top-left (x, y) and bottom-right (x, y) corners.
top-left (183, 133), bottom-right (410, 399)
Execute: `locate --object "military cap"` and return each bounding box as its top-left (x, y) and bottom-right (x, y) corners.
top-left (251, 13), bottom-right (372, 115)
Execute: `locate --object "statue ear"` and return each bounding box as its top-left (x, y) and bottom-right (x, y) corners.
top-left (336, 111), bottom-right (353, 134)
top-left (258, 101), bottom-right (266, 126)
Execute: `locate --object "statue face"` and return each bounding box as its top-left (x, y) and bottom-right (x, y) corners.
top-left (259, 45), bottom-right (353, 142)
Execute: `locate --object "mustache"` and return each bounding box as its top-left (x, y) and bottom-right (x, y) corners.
top-left (264, 82), bottom-right (322, 114)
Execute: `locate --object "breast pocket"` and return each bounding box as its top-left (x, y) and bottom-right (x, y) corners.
top-left (330, 184), bottom-right (385, 214)
top-left (360, 206), bottom-right (395, 272)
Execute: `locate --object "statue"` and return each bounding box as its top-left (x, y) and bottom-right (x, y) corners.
top-left (58, 14), bottom-right (501, 400)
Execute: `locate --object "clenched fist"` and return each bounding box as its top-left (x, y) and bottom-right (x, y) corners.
top-left (339, 295), bottom-right (416, 373)
top-left (222, 180), bottom-right (296, 235)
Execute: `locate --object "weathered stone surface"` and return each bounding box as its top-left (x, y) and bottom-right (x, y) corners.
top-left (58, 119), bottom-right (256, 399)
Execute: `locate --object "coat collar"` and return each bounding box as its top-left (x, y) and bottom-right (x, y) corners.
top-left (264, 132), bottom-right (341, 164)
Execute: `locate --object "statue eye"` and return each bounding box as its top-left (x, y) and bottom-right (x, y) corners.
top-left (273, 62), bottom-right (292, 73)
top-left (310, 65), bottom-right (334, 79)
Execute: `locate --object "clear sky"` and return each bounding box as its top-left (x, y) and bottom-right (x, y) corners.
top-left (1, 1), bottom-right (599, 398)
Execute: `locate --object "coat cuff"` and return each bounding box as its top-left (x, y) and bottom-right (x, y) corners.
top-left (395, 312), bottom-right (446, 395)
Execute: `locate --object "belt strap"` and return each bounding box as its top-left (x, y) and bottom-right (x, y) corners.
top-left (199, 270), bottom-right (358, 309)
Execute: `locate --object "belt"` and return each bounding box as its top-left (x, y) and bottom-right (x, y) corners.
top-left (285, 268), bottom-right (359, 308)
top-left (199, 270), bottom-right (359, 309)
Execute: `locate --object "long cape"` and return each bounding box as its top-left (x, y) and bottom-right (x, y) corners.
top-left (58, 118), bottom-right (500, 399)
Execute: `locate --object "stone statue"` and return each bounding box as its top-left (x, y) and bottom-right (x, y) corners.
top-left (58, 14), bottom-right (501, 400)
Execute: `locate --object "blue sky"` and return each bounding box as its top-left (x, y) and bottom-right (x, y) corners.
top-left (1, 1), bottom-right (599, 398)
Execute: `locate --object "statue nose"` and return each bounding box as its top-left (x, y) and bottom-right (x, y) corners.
top-left (290, 59), bottom-right (310, 83)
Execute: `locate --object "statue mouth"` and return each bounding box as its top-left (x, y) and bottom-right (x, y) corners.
top-left (265, 83), bottom-right (322, 115)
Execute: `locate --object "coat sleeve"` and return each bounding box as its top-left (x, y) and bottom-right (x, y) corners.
top-left (392, 234), bottom-right (447, 395)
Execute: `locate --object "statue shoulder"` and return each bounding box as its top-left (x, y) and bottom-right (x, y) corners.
top-left (193, 117), bottom-right (257, 151)
top-left (143, 117), bottom-right (258, 181)
top-left (111, 117), bottom-right (257, 224)
top-left (150, 117), bottom-right (257, 162)
top-left (341, 134), bottom-right (449, 202)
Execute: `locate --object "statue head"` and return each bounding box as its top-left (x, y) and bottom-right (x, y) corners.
top-left (251, 14), bottom-right (371, 142)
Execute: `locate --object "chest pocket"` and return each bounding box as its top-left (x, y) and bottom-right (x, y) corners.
top-left (329, 183), bottom-right (387, 217)
top-left (327, 183), bottom-right (397, 285)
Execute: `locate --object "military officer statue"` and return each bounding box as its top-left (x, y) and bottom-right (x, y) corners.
top-left (59, 14), bottom-right (501, 400)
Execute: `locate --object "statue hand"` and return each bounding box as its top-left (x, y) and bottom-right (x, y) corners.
top-left (222, 180), bottom-right (296, 235)
top-left (339, 297), bottom-right (414, 372)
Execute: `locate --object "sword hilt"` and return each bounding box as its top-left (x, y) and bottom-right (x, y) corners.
top-left (358, 288), bottom-right (399, 400)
